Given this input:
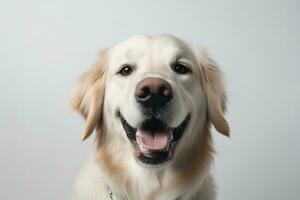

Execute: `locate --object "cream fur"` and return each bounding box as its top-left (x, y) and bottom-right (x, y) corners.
top-left (70, 34), bottom-right (229, 200)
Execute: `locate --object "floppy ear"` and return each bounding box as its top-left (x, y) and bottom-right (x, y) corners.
top-left (201, 51), bottom-right (230, 136)
top-left (69, 50), bottom-right (107, 141)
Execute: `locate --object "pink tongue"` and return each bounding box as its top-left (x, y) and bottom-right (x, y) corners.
top-left (136, 129), bottom-right (170, 152)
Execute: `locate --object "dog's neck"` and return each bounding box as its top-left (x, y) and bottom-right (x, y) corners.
top-left (94, 124), bottom-right (214, 200)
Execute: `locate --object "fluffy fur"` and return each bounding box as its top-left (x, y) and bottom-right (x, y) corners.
top-left (70, 34), bottom-right (229, 200)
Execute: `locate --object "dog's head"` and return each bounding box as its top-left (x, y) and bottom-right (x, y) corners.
top-left (70, 34), bottom-right (229, 167)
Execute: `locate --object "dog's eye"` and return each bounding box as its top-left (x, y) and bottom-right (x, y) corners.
top-left (171, 63), bottom-right (191, 75)
top-left (119, 65), bottom-right (133, 76)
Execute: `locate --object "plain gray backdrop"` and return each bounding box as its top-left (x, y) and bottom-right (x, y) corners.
top-left (1, 0), bottom-right (299, 199)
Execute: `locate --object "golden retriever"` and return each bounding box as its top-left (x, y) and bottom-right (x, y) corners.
top-left (70, 34), bottom-right (229, 200)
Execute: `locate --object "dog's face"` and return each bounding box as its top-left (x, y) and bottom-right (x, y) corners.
top-left (70, 34), bottom-right (229, 168)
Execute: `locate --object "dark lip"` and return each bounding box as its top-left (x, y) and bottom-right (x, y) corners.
top-left (117, 110), bottom-right (190, 166)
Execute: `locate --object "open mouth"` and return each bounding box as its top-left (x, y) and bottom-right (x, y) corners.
top-left (117, 111), bottom-right (190, 166)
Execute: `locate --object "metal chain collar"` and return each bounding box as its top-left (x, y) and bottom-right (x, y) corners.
top-left (108, 187), bottom-right (113, 200)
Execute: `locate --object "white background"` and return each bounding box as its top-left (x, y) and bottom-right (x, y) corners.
top-left (1, 0), bottom-right (299, 199)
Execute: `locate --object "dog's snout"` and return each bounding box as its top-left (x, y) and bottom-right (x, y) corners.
top-left (135, 78), bottom-right (173, 108)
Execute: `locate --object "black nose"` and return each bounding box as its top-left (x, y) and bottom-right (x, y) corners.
top-left (135, 78), bottom-right (173, 108)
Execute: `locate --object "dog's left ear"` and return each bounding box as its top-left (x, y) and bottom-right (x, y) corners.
top-left (200, 50), bottom-right (230, 136)
top-left (69, 50), bottom-right (107, 141)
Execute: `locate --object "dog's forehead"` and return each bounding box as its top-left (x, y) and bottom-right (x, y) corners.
top-left (109, 34), bottom-right (188, 64)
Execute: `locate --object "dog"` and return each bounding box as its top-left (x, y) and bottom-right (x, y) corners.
top-left (70, 34), bottom-right (229, 200)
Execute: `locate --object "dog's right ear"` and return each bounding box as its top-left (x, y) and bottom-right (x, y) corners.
top-left (191, 44), bottom-right (230, 137)
top-left (200, 50), bottom-right (230, 137)
top-left (69, 50), bottom-right (108, 141)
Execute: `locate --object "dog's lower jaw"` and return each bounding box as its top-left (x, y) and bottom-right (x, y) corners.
top-left (93, 127), bottom-right (215, 200)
